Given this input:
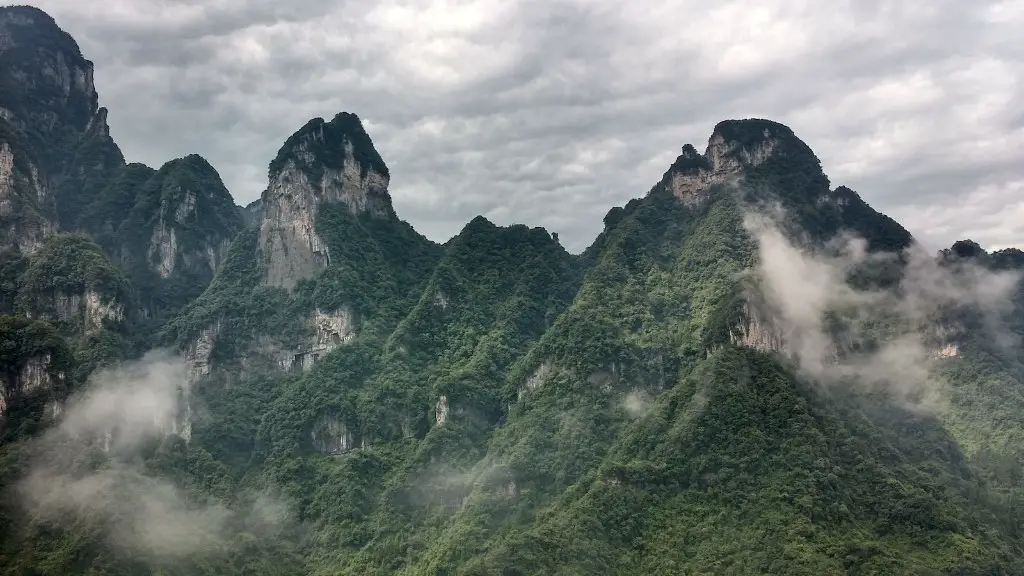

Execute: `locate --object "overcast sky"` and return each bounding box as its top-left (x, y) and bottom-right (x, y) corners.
top-left (28, 0), bottom-right (1024, 253)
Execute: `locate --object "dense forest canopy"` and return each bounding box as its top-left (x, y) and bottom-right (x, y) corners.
top-left (0, 5), bottom-right (1022, 575)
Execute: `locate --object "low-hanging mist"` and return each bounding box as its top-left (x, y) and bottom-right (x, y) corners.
top-left (14, 351), bottom-right (293, 559)
top-left (743, 206), bottom-right (1021, 411)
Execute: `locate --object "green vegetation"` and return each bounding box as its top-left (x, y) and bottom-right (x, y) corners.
top-left (132, 124), bottom-right (1024, 573)
top-left (268, 112), bottom-right (390, 184)
top-left (111, 155), bottom-right (244, 326)
top-left (3, 25), bottom-right (1024, 571)
top-left (18, 233), bottom-right (131, 311)
top-left (0, 316), bottom-right (73, 436)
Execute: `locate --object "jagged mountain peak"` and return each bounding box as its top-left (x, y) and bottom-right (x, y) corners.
top-left (659, 118), bottom-right (815, 207)
top-left (118, 153), bottom-right (242, 290)
top-left (0, 5), bottom-right (125, 228)
top-left (258, 111), bottom-right (396, 289)
top-left (947, 239), bottom-right (986, 260)
top-left (939, 239), bottom-right (1024, 271)
top-left (1, 5), bottom-right (63, 25)
top-left (149, 153), bottom-right (237, 216)
top-left (166, 152), bottom-right (217, 171)
top-left (0, 4), bottom-right (100, 135)
top-left (463, 214), bottom-right (498, 231)
top-left (0, 5), bottom-right (83, 65)
top-left (268, 111), bottom-right (389, 181)
top-left (710, 118), bottom-right (798, 149)
top-left (453, 215), bottom-right (562, 254)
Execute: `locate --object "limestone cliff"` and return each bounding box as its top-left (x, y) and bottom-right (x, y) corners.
top-left (0, 121), bottom-right (57, 254)
top-left (311, 414), bottom-right (356, 454)
top-left (133, 155), bottom-right (240, 278)
top-left (18, 234), bottom-right (131, 336)
top-left (258, 112), bottom-right (395, 289)
top-left (184, 305), bottom-right (358, 383)
top-left (660, 120), bottom-right (788, 206)
top-left (104, 155), bottom-right (243, 319)
top-left (0, 316), bottom-right (72, 421)
top-left (0, 6), bottom-right (126, 228)
top-left (0, 6), bottom-right (100, 139)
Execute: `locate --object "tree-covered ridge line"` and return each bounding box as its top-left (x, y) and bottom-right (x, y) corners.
top-left (2, 5), bottom-right (1024, 573)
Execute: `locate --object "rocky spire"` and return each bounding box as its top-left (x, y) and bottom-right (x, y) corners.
top-left (662, 118), bottom-right (806, 206)
top-left (258, 112), bottom-right (395, 289)
top-left (0, 5), bottom-right (125, 228)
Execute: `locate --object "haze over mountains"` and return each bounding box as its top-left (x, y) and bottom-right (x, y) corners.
top-left (2, 5), bottom-right (1024, 575)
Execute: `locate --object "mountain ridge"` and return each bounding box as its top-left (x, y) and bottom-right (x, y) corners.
top-left (0, 6), bottom-right (1022, 575)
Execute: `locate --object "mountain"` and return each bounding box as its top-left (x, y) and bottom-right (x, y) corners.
top-left (0, 5), bottom-right (124, 231)
top-left (0, 5), bottom-right (243, 328)
top-left (1, 6), bottom-right (1024, 576)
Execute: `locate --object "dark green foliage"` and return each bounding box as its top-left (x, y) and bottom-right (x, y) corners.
top-left (310, 202), bottom-right (440, 324)
top-left (1, 45), bottom-right (1023, 575)
top-left (712, 118), bottom-right (799, 149)
top-left (991, 248), bottom-right (1024, 271)
top-left (18, 233), bottom-right (131, 308)
top-left (830, 186), bottom-right (914, 253)
top-left (13, 234), bottom-right (135, 382)
top-left (0, 315), bottom-right (73, 440)
top-left (0, 251), bottom-right (27, 315)
top-left (267, 112), bottom-right (390, 185)
top-left (50, 109), bottom-right (127, 229)
top-left (111, 155), bottom-right (244, 325)
top-left (667, 143), bottom-right (712, 173)
top-left (76, 162), bottom-right (156, 248)
top-left (165, 195), bottom-right (442, 366)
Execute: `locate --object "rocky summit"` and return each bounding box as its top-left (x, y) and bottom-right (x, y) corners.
top-left (1, 5), bottom-right (1024, 576)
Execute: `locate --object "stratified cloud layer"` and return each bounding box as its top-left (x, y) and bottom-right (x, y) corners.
top-left (30, 0), bottom-right (1024, 252)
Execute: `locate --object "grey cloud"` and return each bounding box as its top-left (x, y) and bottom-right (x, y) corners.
top-left (31, 0), bottom-right (1024, 252)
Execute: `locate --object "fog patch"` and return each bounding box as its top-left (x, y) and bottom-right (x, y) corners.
top-left (742, 208), bottom-right (1020, 411)
top-left (405, 456), bottom-right (511, 510)
top-left (15, 350), bottom-right (292, 559)
top-left (622, 389), bottom-right (652, 419)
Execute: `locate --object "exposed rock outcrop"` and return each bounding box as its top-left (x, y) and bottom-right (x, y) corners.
top-left (311, 414), bottom-right (355, 454)
top-left (258, 113), bottom-right (394, 289)
top-left (48, 288), bottom-right (125, 334)
top-left (729, 300), bottom-right (787, 355)
top-left (184, 322), bottom-right (220, 385)
top-left (433, 289), bottom-right (450, 312)
top-left (0, 138), bottom-right (57, 254)
top-left (0, 316), bottom-right (69, 421)
top-left (435, 395), bottom-right (449, 426)
top-left (132, 156), bottom-right (241, 286)
top-left (277, 307), bottom-right (357, 372)
top-left (0, 6), bottom-right (100, 137)
top-left (0, 6), bottom-right (127, 228)
top-left (148, 220), bottom-right (178, 278)
top-left (0, 353), bottom-right (58, 418)
top-left (518, 361), bottom-right (552, 400)
top-left (666, 121), bottom-right (784, 206)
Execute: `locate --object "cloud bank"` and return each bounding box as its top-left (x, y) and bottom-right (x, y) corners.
top-left (29, 0), bottom-right (1024, 252)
